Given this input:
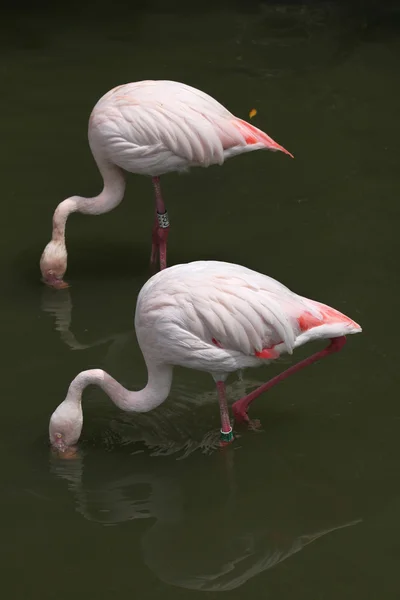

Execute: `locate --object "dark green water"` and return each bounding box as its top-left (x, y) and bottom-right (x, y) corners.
top-left (1, 2), bottom-right (399, 598)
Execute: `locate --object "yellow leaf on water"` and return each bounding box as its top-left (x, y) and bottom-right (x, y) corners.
top-left (249, 108), bottom-right (257, 119)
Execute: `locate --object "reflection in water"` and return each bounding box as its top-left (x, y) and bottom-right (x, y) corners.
top-left (145, 520), bottom-right (361, 593)
top-left (51, 449), bottom-right (361, 592)
top-left (41, 286), bottom-right (126, 351)
top-left (44, 274), bottom-right (361, 590)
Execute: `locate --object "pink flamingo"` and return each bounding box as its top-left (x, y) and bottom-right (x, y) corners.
top-left (40, 80), bottom-right (293, 289)
top-left (49, 260), bottom-right (361, 451)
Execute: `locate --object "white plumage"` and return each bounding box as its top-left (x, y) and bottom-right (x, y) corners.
top-left (89, 80), bottom-right (291, 175)
top-left (135, 261), bottom-right (360, 373)
top-left (40, 80), bottom-right (292, 287)
top-left (49, 261), bottom-right (361, 453)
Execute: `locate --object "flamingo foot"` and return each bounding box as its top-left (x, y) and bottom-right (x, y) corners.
top-left (232, 401), bottom-right (262, 430)
top-left (42, 273), bottom-right (70, 289)
top-left (248, 418), bottom-right (262, 430)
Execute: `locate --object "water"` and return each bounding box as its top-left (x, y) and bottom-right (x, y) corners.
top-left (1, 1), bottom-right (400, 597)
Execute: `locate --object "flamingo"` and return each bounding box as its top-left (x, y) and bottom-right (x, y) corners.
top-left (40, 80), bottom-right (293, 288)
top-left (49, 261), bottom-right (361, 452)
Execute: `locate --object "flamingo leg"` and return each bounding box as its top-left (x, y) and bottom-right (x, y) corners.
top-left (232, 336), bottom-right (347, 426)
top-left (150, 211), bottom-right (159, 269)
top-left (150, 176), bottom-right (170, 271)
top-left (216, 381), bottom-right (234, 445)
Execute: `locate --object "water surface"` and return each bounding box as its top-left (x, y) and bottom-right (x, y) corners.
top-left (1, 2), bottom-right (399, 598)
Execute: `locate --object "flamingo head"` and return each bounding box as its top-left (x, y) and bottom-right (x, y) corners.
top-left (40, 240), bottom-right (69, 289)
top-left (49, 399), bottom-right (83, 452)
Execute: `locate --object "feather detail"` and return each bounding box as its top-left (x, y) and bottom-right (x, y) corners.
top-left (88, 80), bottom-right (292, 176)
top-left (135, 261), bottom-right (361, 373)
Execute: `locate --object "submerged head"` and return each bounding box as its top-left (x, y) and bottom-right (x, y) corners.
top-left (40, 196), bottom-right (78, 289)
top-left (49, 399), bottom-right (83, 452)
top-left (40, 240), bottom-right (68, 289)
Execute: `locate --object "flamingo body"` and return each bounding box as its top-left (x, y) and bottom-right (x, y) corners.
top-left (89, 80), bottom-right (292, 177)
top-left (49, 261), bottom-right (361, 452)
top-left (40, 80), bottom-right (292, 287)
top-left (135, 261), bottom-right (359, 374)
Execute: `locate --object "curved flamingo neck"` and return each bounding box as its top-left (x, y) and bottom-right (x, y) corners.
top-left (51, 198), bottom-right (78, 243)
top-left (51, 162), bottom-right (126, 243)
top-left (67, 363), bottom-right (173, 413)
top-left (75, 162), bottom-right (126, 216)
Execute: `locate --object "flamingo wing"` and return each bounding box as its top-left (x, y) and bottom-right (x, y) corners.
top-left (89, 80), bottom-right (291, 175)
top-left (138, 261), bottom-right (361, 361)
top-left (138, 261), bottom-right (320, 359)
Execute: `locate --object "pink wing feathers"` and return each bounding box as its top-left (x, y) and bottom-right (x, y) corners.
top-left (231, 118), bottom-right (294, 157)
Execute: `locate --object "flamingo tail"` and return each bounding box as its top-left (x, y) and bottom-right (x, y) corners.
top-left (295, 301), bottom-right (362, 349)
top-left (232, 118), bottom-right (294, 158)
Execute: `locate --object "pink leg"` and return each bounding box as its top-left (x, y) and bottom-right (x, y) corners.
top-left (150, 176), bottom-right (170, 271)
top-left (232, 336), bottom-right (347, 425)
top-left (216, 381), bottom-right (234, 445)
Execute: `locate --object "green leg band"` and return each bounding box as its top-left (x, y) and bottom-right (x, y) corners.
top-left (220, 428), bottom-right (234, 443)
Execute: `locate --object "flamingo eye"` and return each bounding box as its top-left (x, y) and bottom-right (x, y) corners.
top-left (55, 432), bottom-right (63, 439)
